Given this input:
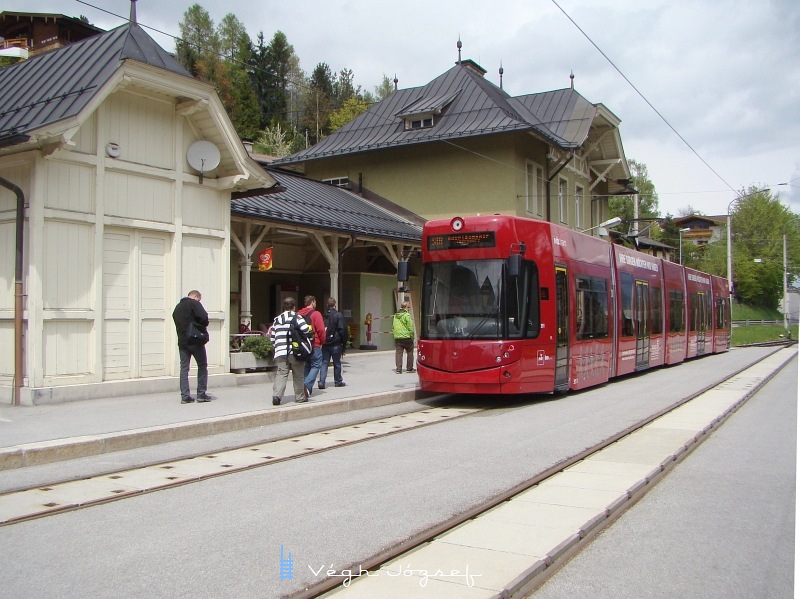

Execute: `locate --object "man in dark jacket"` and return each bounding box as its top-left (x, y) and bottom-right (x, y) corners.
top-left (318, 297), bottom-right (348, 389)
top-left (172, 290), bottom-right (211, 404)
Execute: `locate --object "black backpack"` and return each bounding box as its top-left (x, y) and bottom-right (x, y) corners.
top-left (289, 314), bottom-right (313, 361)
top-left (323, 310), bottom-right (338, 346)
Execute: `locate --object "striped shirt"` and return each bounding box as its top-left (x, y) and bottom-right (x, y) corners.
top-left (270, 310), bottom-right (312, 359)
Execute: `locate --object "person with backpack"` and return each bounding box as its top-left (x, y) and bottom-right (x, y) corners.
top-left (318, 297), bottom-right (348, 389)
top-left (270, 296), bottom-right (313, 405)
top-left (392, 300), bottom-right (416, 374)
top-left (172, 290), bottom-right (211, 404)
top-left (297, 295), bottom-right (326, 397)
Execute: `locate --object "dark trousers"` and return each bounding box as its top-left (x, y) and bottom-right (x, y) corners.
top-left (320, 344), bottom-right (344, 385)
top-left (179, 344), bottom-right (208, 400)
top-left (395, 338), bottom-right (414, 371)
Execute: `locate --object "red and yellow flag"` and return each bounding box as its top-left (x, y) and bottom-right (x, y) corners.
top-left (258, 247), bottom-right (273, 271)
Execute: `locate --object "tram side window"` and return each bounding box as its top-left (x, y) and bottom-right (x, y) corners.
top-left (509, 261), bottom-right (540, 338)
top-left (525, 263), bottom-right (541, 338)
top-left (575, 276), bottom-right (608, 340)
top-left (669, 290), bottom-right (685, 332)
top-left (689, 294), bottom-right (698, 332)
top-left (650, 286), bottom-right (663, 334)
top-left (620, 273), bottom-right (634, 337)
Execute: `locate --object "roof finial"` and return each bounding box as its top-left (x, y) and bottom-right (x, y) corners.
top-left (393, 74), bottom-right (398, 91)
top-left (570, 70), bottom-right (574, 90)
top-left (130, 0), bottom-right (138, 24)
top-left (499, 62), bottom-right (504, 90)
top-left (457, 36), bottom-right (462, 64)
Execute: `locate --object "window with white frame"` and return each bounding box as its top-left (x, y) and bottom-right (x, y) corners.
top-left (525, 161), bottom-right (545, 216)
top-left (323, 177), bottom-right (350, 188)
top-left (558, 177), bottom-right (568, 224)
top-left (575, 184), bottom-right (584, 230)
top-left (404, 114), bottom-right (434, 130)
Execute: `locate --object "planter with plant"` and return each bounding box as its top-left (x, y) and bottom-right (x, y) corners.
top-left (230, 335), bottom-right (274, 372)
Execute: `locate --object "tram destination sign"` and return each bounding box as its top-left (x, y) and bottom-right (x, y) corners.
top-left (428, 231), bottom-right (496, 251)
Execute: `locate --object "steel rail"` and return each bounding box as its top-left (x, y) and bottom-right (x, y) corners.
top-left (290, 345), bottom-right (790, 599)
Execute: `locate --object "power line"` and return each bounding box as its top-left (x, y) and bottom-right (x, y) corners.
top-left (550, 0), bottom-right (736, 194)
top-left (72, 0), bottom-right (783, 207)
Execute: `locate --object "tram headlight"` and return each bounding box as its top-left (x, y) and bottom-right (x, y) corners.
top-left (450, 217), bottom-right (465, 231)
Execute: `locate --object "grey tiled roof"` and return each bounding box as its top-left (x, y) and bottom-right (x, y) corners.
top-left (0, 23), bottom-right (191, 144)
top-left (231, 169), bottom-right (423, 243)
top-left (273, 62), bottom-right (597, 165)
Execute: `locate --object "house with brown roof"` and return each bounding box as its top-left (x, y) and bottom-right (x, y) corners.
top-left (0, 11), bottom-right (104, 59)
top-left (273, 56), bottom-right (632, 232)
top-left (674, 214), bottom-right (727, 247)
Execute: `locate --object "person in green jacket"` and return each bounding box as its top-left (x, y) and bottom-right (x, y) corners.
top-left (392, 300), bottom-right (415, 374)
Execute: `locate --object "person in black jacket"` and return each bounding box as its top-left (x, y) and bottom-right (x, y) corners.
top-left (318, 297), bottom-right (348, 389)
top-left (172, 290), bottom-right (211, 404)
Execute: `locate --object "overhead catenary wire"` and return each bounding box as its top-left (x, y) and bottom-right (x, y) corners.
top-left (70, 0), bottom-right (785, 205)
top-left (550, 0), bottom-right (736, 194)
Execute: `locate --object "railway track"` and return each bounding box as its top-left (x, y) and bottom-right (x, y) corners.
top-left (0, 406), bottom-right (478, 526)
top-left (0, 347), bottom-right (794, 598)
top-left (300, 346), bottom-right (797, 598)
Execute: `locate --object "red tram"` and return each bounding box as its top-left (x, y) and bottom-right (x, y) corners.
top-left (415, 215), bottom-right (730, 394)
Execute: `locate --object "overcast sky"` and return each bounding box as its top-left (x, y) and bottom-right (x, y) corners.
top-left (17, 0), bottom-right (800, 217)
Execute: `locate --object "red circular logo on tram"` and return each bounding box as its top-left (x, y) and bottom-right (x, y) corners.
top-left (450, 217), bottom-right (465, 231)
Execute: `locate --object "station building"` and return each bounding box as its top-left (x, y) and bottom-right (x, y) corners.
top-left (0, 9), bottom-right (634, 404)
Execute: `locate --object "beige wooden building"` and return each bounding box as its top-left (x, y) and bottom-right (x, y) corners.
top-left (0, 22), bottom-right (274, 404)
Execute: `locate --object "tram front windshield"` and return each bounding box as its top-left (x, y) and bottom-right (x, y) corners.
top-left (422, 259), bottom-right (536, 340)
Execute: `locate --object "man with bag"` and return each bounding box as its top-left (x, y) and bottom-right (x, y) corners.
top-left (270, 296), bottom-right (313, 405)
top-left (298, 295), bottom-right (326, 397)
top-left (172, 290), bottom-right (211, 404)
top-left (318, 297), bottom-right (348, 389)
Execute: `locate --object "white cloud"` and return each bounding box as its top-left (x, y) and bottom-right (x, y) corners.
top-left (15, 0), bottom-right (800, 216)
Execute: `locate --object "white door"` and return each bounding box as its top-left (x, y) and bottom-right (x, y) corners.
top-left (103, 229), bottom-right (169, 380)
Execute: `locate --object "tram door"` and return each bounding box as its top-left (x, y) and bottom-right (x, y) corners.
top-left (696, 292), bottom-right (707, 355)
top-left (635, 281), bottom-right (650, 369)
top-left (555, 266), bottom-right (569, 390)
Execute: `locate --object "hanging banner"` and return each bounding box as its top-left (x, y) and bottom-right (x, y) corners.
top-left (258, 247), bottom-right (273, 271)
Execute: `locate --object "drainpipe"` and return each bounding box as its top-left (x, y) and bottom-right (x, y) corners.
top-left (0, 176), bottom-right (24, 406)
top-left (547, 152), bottom-right (574, 223)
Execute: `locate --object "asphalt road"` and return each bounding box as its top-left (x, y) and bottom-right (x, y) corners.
top-left (0, 347), bottom-right (789, 599)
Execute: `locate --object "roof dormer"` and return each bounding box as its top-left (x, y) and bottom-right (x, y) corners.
top-left (397, 90), bottom-right (459, 131)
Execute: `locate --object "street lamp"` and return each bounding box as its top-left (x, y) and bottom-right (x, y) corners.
top-left (581, 216), bottom-right (622, 235)
top-left (679, 227), bottom-right (690, 265)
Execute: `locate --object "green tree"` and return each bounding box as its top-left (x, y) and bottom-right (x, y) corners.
top-left (301, 63), bottom-right (335, 143)
top-left (253, 123), bottom-right (293, 157)
top-left (252, 31), bottom-right (298, 129)
top-left (176, 4), bottom-right (217, 78)
top-left (329, 96), bottom-right (369, 131)
top-left (175, 6), bottom-right (259, 139)
top-left (333, 68), bottom-right (359, 108)
top-left (609, 159), bottom-right (660, 235)
top-left (728, 187), bottom-right (799, 307)
top-left (0, 57), bottom-right (22, 69)
top-left (217, 14), bottom-right (259, 138)
top-left (374, 75), bottom-right (395, 101)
